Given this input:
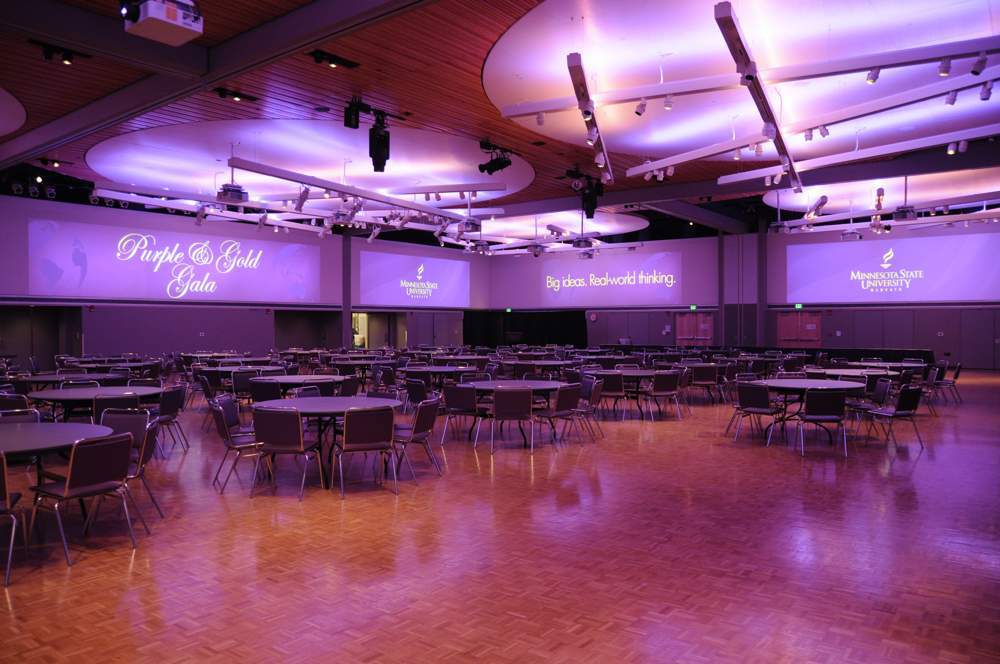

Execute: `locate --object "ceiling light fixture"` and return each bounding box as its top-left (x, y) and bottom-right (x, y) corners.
top-left (369, 111), bottom-right (390, 172)
top-left (434, 192), bottom-right (442, 201)
top-left (971, 52), bottom-right (988, 76)
top-left (536, 112), bottom-right (544, 126)
top-left (634, 98), bottom-right (647, 116)
top-left (586, 126), bottom-right (598, 146)
top-left (666, 166), bottom-right (675, 177)
top-left (195, 206), bottom-right (207, 226)
top-left (938, 57), bottom-right (952, 77)
top-left (307, 49), bottom-right (360, 70)
top-left (866, 67), bottom-right (880, 84)
top-left (980, 80), bottom-right (993, 101)
top-left (818, 125), bottom-right (830, 138)
top-left (804, 128), bottom-right (813, 141)
top-left (731, 149), bottom-right (741, 161)
top-left (595, 152), bottom-right (606, 168)
top-left (663, 95), bottom-right (673, 111)
top-left (61, 50), bottom-right (73, 65)
top-left (478, 139), bottom-right (514, 175)
top-left (754, 142), bottom-right (764, 156)
top-left (804, 195), bottom-right (828, 219)
top-left (945, 90), bottom-right (958, 105)
top-left (958, 140), bottom-right (968, 153)
top-left (214, 87), bottom-right (258, 103)
top-left (947, 142), bottom-right (957, 155)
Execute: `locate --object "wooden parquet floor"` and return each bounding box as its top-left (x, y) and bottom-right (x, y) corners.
top-left (2, 373), bottom-right (1000, 663)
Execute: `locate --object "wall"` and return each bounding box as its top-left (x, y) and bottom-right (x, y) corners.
top-left (274, 310), bottom-right (343, 350)
top-left (488, 237), bottom-right (718, 310)
top-left (0, 197), bottom-right (343, 306)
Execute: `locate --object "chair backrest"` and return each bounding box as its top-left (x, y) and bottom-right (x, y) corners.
top-left (894, 384), bottom-right (923, 415)
top-left (209, 400), bottom-right (236, 443)
top-left (63, 433), bottom-right (134, 494)
top-left (341, 406), bottom-right (394, 451)
top-left (652, 371), bottom-right (680, 392)
top-left (61, 380), bottom-right (99, 389)
top-left (443, 384), bottom-right (477, 412)
top-left (93, 394), bottom-right (141, 422)
top-left (614, 363), bottom-right (640, 370)
top-left (871, 378), bottom-right (892, 406)
top-left (291, 385), bottom-right (321, 398)
top-left (258, 366), bottom-right (286, 377)
top-left (232, 370), bottom-right (257, 393)
top-left (923, 366), bottom-right (939, 386)
top-left (553, 383), bottom-right (581, 413)
top-left (365, 389), bottom-right (397, 400)
top-left (0, 408), bottom-right (41, 423)
top-left (249, 379), bottom-right (282, 403)
top-left (128, 378), bottom-right (161, 387)
top-left (737, 382), bottom-right (771, 410)
top-left (734, 372), bottom-right (758, 382)
top-left (407, 398), bottom-right (440, 442)
top-left (339, 376), bottom-right (360, 397)
top-left (492, 388), bottom-right (532, 419)
top-left (805, 370), bottom-right (827, 380)
top-left (589, 378), bottom-right (604, 405)
top-left (803, 390), bottom-right (846, 417)
top-left (0, 394), bottom-right (29, 411)
top-left (158, 384), bottom-right (187, 417)
top-left (215, 393), bottom-right (241, 430)
top-left (691, 365), bottom-right (717, 381)
top-left (951, 363), bottom-right (962, 380)
top-left (601, 372), bottom-right (624, 393)
top-left (404, 378), bottom-right (428, 403)
top-left (252, 407), bottom-right (305, 452)
top-left (101, 408), bottom-right (151, 450)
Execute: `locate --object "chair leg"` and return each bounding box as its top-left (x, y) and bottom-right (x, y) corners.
top-left (911, 418), bottom-right (924, 448)
top-left (212, 448), bottom-right (233, 487)
top-left (124, 485), bottom-right (150, 535)
top-left (53, 502), bottom-right (72, 567)
top-left (798, 422), bottom-right (805, 457)
top-left (529, 418), bottom-right (535, 454)
top-left (249, 452), bottom-right (262, 498)
top-left (841, 422), bottom-right (848, 458)
top-left (337, 453), bottom-right (346, 498)
top-left (440, 415), bottom-right (450, 445)
top-left (490, 419), bottom-right (496, 455)
top-left (139, 476), bottom-right (165, 518)
top-left (4, 513), bottom-right (16, 587)
top-left (119, 490), bottom-right (138, 549)
top-left (388, 451), bottom-right (399, 495)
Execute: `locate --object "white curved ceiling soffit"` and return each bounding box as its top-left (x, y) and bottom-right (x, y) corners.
top-left (483, 0), bottom-right (1000, 177)
top-left (0, 88), bottom-right (27, 137)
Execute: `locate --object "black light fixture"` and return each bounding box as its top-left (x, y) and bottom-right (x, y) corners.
top-left (214, 87), bottom-right (258, 103)
top-left (344, 97), bottom-right (367, 129)
top-left (120, 1), bottom-right (141, 21)
top-left (31, 39), bottom-right (89, 66)
top-left (308, 49), bottom-right (361, 70)
top-left (369, 111), bottom-right (390, 172)
top-left (477, 139), bottom-right (514, 175)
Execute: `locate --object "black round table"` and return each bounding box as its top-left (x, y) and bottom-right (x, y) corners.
top-left (814, 368), bottom-right (898, 379)
top-left (253, 396), bottom-right (402, 441)
top-left (403, 365), bottom-right (473, 388)
top-left (0, 422), bottom-right (112, 454)
top-left (251, 375), bottom-right (345, 386)
top-left (845, 362), bottom-right (925, 370)
top-left (73, 361), bottom-right (158, 372)
top-left (756, 379), bottom-right (864, 393)
top-left (29, 386), bottom-right (164, 420)
top-left (585, 369), bottom-right (655, 379)
top-left (465, 380), bottom-right (566, 392)
top-left (17, 373), bottom-right (126, 387)
top-left (199, 365), bottom-right (275, 376)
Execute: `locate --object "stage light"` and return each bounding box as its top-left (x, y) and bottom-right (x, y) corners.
top-left (594, 152), bottom-right (606, 168)
top-left (764, 175), bottom-right (772, 186)
top-left (104, 197), bottom-right (115, 207)
top-left (754, 142), bottom-right (763, 156)
top-left (663, 95), bottom-right (673, 111)
top-left (323, 189), bottom-right (331, 198)
top-left (61, 50), bottom-right (73, 65)
top-left (866, 67), bottom-right (880, 84)
top-left (586, 127), bottom-right (598, 146)
top-left (35, 175), bottom-right (43, 184)
top-left (369, 111), bottom-right (390, 172)
top-left (666, 166), bottom-right (674, 177)
top-left (732, 149), bottom-right (740, 161)
top-left (434, 193), bottom-right (442, 201)
top-left (634, 98), bottom-right (647, 116)
top-left (980, 80), bottom-right (992, 101)
top-left (536, 112), bottom-right (544, 126)
top-left (804, 128), bottom-right (813, 141)
top-left (258, 213), bottom-right (267, 232)
top-left (273, 225), bottom-right (279, 233)
top-left (45, 185), bottom-right (56, 199)
top-left (945, 90), bottom-right (958, 105)
top-left (818, 125), bottom-right (830, 138)
top-left (478, 154), bottom-right (511, 175)
top-left (295, 187), bottom-right (310, 212)
top-left (424, 193), bottom-right (430, 201)
top-left (804, 195), bottom-right (828, 220)
top-left (367, 225), bottom-right (381, 243)
top-left (938, 57), bottom-right (951, 77)
top-left (971, 52), bottom-right (988, 76)
top-left (947, 142), bottom-right (957, 155)
top-left (644, 171), bottom-right (653, 182)
top-left (28, 185), bottom-right (39, 198)
top-left (958, 140), bottom-right (968, 153)
top-left (458, 191), bottom-right (466, 200)
top-left (89, 193), bottom-right (99, 204)
top-left (195, 206), bottom-right (207, 226)
top-left (579, 99), bottom-right (594, 121)
top-left (655, 169), bottom-right (665, 182)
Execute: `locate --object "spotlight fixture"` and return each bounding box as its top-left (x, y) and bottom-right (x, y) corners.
top-left (89, 193), bottom-right (99, 204)
top-left (45, 185), bottom-right (56, 199)
top-left (764, 175), bottom-right (772, 186)
top-left (536, 112), bottom-right (544, 126)
top-left (307, 49), bottom-right (360, 70)
top-left (458, 191), bottom-right (466, 200)
top-left (424, 193), bottom-right (430, 201)
top-left (938, 57), bottom-right (951, 77)
top-left (754, 142), bottom-right (763, 156)
top-left (804, 128), bottom-right (813, 141)
top-left (874, 187), bottom-right (885, 211)
top-left (214, 87), bottom-right (258, 103)
top-left (257, 213), bottom-right (267, 231)
top-left (634, 98), bottom-right (647, 116)
top-left (594, 152), bottom-right (606, 168)
top-left (666, 166), bottom-right (674, 177)
top-left (643, 171), bottom-right (653, 182)
top-left (273, 225), bottom-right (279, 233)
top-left (655, 169), bottom-right (665, 182)
top-left (434, 193), bottom-right (442, 201)
top-left (39, 158), bottom-right (62, 168)
top-left (804, 195), bottom-right (828, 220)
top-left (663, 95), bottom-right (674, 111)
top-left (478, 139), bottom-right (514, 175)
top-left (369, 111), bottom-right (390, 172)
top-left (323, 189), bottom-right (331, 198)
top-left (104, 197), bottom-right (115, 207)
top-left (971, 52), bottom-right (988, 76)
top-left (980, 80), bottom-right (993, 101)
top-left (579, 99), bottom-right (595, 121)
top-left (732, 149), bottom-right (740, 161)
top-left (945, 90), bottom-right (958, 105)
top-left (958, 140), bottom-right (968, 153)
top-left (195, 206), bottom-right (207, 226)
top-left (28, 185), bottom-right (39, 198)
top-left (294, 187), bottom-right (310, 212)
top-left (586, 126), bottom-right (598, 146)
top-left (32, 40), bottom-right (89, 66)
top-left (34, 175), bottom-right (43, 184)
top-left (818, 125), bottom-right (830, 138)
top-left (367, 225), bottom-right (381, 243)
top-left (866, 67), bottom-right (880, 84)
top-left (947, 142), bottom-right (957, 155)
top-left (61, 50), bottom-right (73, 65)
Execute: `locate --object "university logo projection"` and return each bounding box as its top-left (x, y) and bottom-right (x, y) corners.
top-left (398, 262), bottom-right (440, 300)
top-left (848, 247), bottom-right (925, 294)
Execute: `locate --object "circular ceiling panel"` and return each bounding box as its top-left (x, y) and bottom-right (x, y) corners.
top-left (0, 88), bottom-right (27, 137)
top-left (483, 0), bottom-right (998, 165)
top-left (459, 210), bottom-right (647, 241)
top-left (762, 167), bottom-right (1000, 214)
top-left (86, 119), bottom-right (535, 206)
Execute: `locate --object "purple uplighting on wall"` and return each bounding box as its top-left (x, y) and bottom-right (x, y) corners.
top-left (786, 232), bottom-right (1000, 304)
top-left (27, 219), bottom-right (320, 304)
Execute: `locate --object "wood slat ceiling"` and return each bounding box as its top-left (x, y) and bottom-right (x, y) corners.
top-left (58, 0), bottom-right (316, 47)
top-left (18, 0), bottom-right (758, 206)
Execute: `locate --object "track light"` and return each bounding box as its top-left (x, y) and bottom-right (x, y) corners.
top-left (938, 57), bottom-right (951, 77)
top-left (875, 187), bottom-right (885, 211)
top-left (195, 206), bottom-right (207, 226)
top-left (980, 80), bottom-right (993, 101)
top-left (536, 112), bottom-right (544, 126)
top-left (958, 140), bottom-right (968, 153)
top-left (367, 225), bottom-right (381, 243)
top-left (434, 192), bottom-right (442, 201)
top-left (579, 99), bottom-right (595, 121)
top-left (369, 111), bottom-right (390, 172)
top-left (732, 149), bottom-right (740, 161)
top-left (594, 152), bottom-right (606, 168)
top-left (61, 50), bottom-right (73, 65)
top-left (308, 50), bottom-right (359, 70)
top-left (214, 87), bottom-right (257, 103)
top-left (945, 90), bottom-right (958, 105)
top-left (754, 142), bottom-right (763, 156)
top-left (586, 126), bottom-right (598, 146)
top-left (295, 187), bottom-right (310, 212)
top-left (804, 195), bottom-right (828, 220)
top-left (634, 98), bottom-right (647, 116)
top-left (947, 142), bottom-right (957, 155)
top-left (666, 166), bottom-right (674, 177)
top-left (643, 171), bottom-right (653, 182)
top-left (323, 189), bottom-right (331, 198)
top-left (764, 175), bottom-right (772, 186)
top-left (971, 52), bottom-right (988, 76)
top-left (655, 169), bottom-right (665, 182)
top-left (804, 128), bottom-right (813, 141)
top-left (663, 95), bottom-right (673, 111)
top-left (424, 193), bottom-right (430, 202)
top-left (866, 67), bottom-right (880, 84)
top-left (257, 213), bottom-right (267, 231)
top-left (818, 125), bottom-right (830, 138)
top-left (273, 225), bottom-right (279, 233)
top-left (45, 185), bottom-right (56, 199)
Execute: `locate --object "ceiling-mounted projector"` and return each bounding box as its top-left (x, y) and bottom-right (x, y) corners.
top-left (841, 228), bottom-right (863, 241)
top-left (217, 183), bottom-right (248, 204)
top-left (122, 0), bottom-right (204, 46)
top-left (893, 206), bottom-right (917, 221)
top-left (571, 237), bottom-right (594, 249)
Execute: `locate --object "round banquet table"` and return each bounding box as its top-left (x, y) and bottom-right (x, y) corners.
top-left (199, 365), bottom-right (276, 376)
top-left (252, 396), bottom-right (402, 417)
top-left (464, 380), bottom-right (566, 393)
top-left (433, 355), bottom-right (486, 364)
top-left (0, 422), bottom-right (112, 455)
top-left (16, 373), bottom-right (126, 387)
top-left (73, 360), bottom-right (158, 371)
top-left (250, 375), bottom-right (345, 386)
top-left (755, 379), bottom-right (865, 394)
top-left (503, 359), bottom-right (575, 368)
top-left (28, 386), bottom-right (164, 420)
top-left (402, 365), bottom-right (473, 387)
top-left (845, 361), bottom-right (926, 370)
top-left (584, 368), bottom-right (655, 379)
top-left (813, 368), bottom-right (898, 379)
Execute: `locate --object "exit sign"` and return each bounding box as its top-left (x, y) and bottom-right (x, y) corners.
top-left (794, 303), bottom-right (803, 309)
top-left (689, 304), bottom-right (697, 311)
top-left (505, 307), bottom-right (512, 313)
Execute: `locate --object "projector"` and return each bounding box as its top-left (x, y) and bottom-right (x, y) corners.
top-left (572, 237), bottom-right (594, 249)
top-left (893, 206), bottom-right (917, 221)
top-left (217, 183), bottom-right (248, 204)
top-left (122, 0), bottom-right (204, 47)
top-left (841, 228), bottom-right (863, 241)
